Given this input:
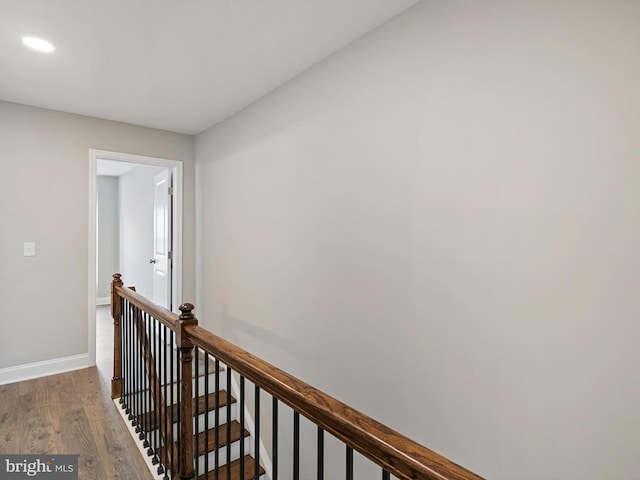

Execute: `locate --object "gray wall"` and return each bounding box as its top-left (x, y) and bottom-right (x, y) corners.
top-left (194, 1), bottom-right (640, 478)
top-left (0, 100), bottom-right (194, 370)
top-left (96, 176), bottom-right (119, 299)
top-left (118, 164), bottom-right (165, 300)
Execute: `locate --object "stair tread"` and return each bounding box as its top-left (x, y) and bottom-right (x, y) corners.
top-left (139, 391), bottom-right (235, 431)
top-left (159, 421), bottom-right (248, 460)
top-left (195, 420), bottom-right (249, 456)
top-left (193, 355), bottom-right (225, 377)
top-left (196, 455), bottom-right (265, 480)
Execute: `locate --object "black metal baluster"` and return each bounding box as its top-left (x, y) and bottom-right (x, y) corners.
top-left (346, 446), bottom-right (354, 480)
top-left (123, 301), bottom-right (130, 415)
top-left (205, 352), bottom-right (210, 478)
top-left (141, 330), bottom-right (148, 442)
top-left (171, 330), bottom-right (182, 477)
top-left (146, 314), bottom-right (153, 456)
top-left (133, 306), bottom-right (139, 432)
top-left (162, 324), bottom-right (169, 480)
top-left (126, 303), bottom-right (133, 419)
top-left (131, 307), bottom-right (137, 426)
top-left (119, 297), bottom-right (125, 406)
top-left (215, 359), bottom-right (220, 480)
top-left (169, 330), bottom-right (175, 480)
top-left (255, 386), bottom-right (260, 480)
top-left (148, 316), bottom-right (154, 463)
top-left (142, 313), bottom-right (150, 447)
top-left (122, 300), bottom-right (127, 410)
top-left (240, 376), bottom-right (245, 480)
top-left (226, 366), bottom-right (232, 480)
top-left (317, 427), bottom-right (324, 480)
top-left (122, 300), bottom-right (128, 412)
top-left (131, 305), bottom-right (136, 421)
top-left (139, 311), bottom-right (145, 430)
top-left (152, 315), bottom-right (156, 465)
top-left (195, 347), bottom-right (200, 479)
top-left (156, 318), bottom-right (164, 476)
top-left (293, 411), bottom-right (300, 480)
top-left (131, 308), bottom-right (141, 433)
top-left (272, 398), bottom-right (278, 480)
top-left (135, 309), bottom-right (143, 439)
top-left (153, 316), bottom-right (160, 465)
top-left (139, 310), bottom-right (146, 435)
top-left (382, 469), bottom-right (390, 480)
top-left (130, 305), bottom-right (136, 421)
top-left (131, 305), bottom-right (136, 420)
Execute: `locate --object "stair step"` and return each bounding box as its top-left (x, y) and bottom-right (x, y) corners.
top-left (126, 370), bottom-right (229, 406)
top-left (196, 420), bottom-right (248, 456)
top-left (136, 341), bottom-right (222, 380)
top-left (159, 420), bottom-right (249, 460)
top-left (196, 455), bottom-right (265, 480)
top-left (139, 391), bottom-right (235, 431)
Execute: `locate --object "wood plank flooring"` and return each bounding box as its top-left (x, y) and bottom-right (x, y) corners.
top-left (0, 306), bottom-right (153, 479)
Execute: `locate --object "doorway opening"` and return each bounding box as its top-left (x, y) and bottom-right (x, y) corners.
top-left (88, 149), bottom-right (184, 368)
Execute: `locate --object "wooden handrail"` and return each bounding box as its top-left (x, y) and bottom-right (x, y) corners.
top-left (114, 283), bottom-right (179, 331)
top-left (185, 324), bottom-right (483, 480)
top-left (111, 273), bottom-right (483, 480)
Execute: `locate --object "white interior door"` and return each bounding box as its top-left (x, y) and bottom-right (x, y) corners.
top-left (152, 169), bottom-right (172, 309)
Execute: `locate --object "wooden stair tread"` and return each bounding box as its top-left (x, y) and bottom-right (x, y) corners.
top-left (196, 455), bottom-right (265, 480)
top-left (161, 420), bottom-right (248, 458)
top-left (158, 420), bottom-right (249, 458)
top-left (192, 358), bottom-right (225, 377)
top-left (195, 420), bottom-right (248, 456)
top-left (139, 391), bottom-right (235, 431)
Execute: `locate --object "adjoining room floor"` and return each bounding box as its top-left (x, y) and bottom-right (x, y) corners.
top-left (0, 306), bottom-right (153, 479)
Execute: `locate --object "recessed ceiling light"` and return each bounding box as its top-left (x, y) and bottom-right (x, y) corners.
top-left (22, 36), bottom-right (55, 53)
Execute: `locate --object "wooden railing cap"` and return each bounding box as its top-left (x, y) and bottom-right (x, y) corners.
top-left (178, 303), bottom-right (195, 321)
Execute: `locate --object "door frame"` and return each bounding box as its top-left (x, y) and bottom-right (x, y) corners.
top-left (88, 149), bottom-right (184, 367)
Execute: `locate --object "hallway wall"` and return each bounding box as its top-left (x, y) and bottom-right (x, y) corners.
top-left (194, 1), bottom-right (640, 478)
top-left (0, 101), bottom-right (194, 372)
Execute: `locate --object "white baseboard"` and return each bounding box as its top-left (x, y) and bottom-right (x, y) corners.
top-left (96, 297), bottom-right (111, 306)
top-left (113, 398), bottom-right (164, 480)
top-left (0, 353), bottom-right (89, 385)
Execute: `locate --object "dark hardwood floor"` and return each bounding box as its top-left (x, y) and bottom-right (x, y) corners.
top-left (0, 306), bottom-right (153, 479)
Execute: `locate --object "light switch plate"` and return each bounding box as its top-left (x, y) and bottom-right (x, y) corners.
top-left (24, 242), bottom-right (35, 257)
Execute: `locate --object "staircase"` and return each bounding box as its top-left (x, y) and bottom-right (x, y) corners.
top-left (118, 339), bottom-right (266, 480)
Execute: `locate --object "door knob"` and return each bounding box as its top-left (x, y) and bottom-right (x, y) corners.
top-left (149, 258), bottom-right (157, 264)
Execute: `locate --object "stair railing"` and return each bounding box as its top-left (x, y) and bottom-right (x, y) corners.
top-left (111, 273), bottom-right (193, 479)
top-left (111, 273), bottom-right (484, 480)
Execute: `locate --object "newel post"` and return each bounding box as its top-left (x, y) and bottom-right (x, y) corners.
top-left (111, 273), bottom-right (123, 399)
top-left (177, 303), bottom-right (198, 480)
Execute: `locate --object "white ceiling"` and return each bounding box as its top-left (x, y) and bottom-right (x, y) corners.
top-left (0, 0), bottom-right (418, 134)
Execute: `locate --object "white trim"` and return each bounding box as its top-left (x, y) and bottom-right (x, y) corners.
top-left (88, 149), bottom-right (184, 367)
top-left (89, 150), bottom-right (97, 366)
top-left (113, 398), bottom-right (164, 479)
top-left (96, 296), bottom-right (111, 306)
top-left (0, 354), bottom-right (89, 386)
